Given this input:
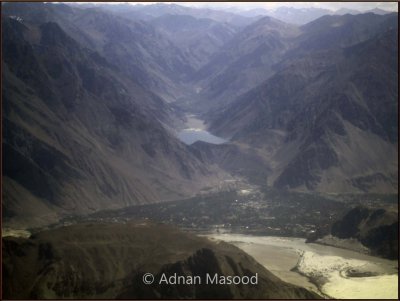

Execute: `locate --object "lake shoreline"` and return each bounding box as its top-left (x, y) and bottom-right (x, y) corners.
top-left (178, 114), bottom-right (228, 145)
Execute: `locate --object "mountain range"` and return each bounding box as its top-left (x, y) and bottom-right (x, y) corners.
top-left (205, 12), bottom-right (398, 193)
top-left (2, 3), bottom-right (398, 300)
top-left (2, 2), bottom-right (398, 230)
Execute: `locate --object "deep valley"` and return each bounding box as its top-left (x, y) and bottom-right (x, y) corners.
top-left (2, 2), bottom-right (398, 300)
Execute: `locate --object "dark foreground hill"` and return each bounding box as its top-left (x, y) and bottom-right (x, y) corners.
top-left (2, 222), bottom-right (320, 299)
top-left (307, 206), bottom-right (398, 260)
top-left (331, 207), bottom-right (398, 259)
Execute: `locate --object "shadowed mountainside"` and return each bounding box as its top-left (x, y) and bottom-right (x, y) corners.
top-left (331, 207), bottom-right (398, 259)
top-left (2, 14), bottom-right (228, 228)
top-left (3, 2), bottom-right (196, 102)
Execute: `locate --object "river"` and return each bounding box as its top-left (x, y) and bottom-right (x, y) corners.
top-left (206, 233), bottom-right (398, 299)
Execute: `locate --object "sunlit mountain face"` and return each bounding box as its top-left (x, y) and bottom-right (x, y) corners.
top-left (2, 2), bottom-right (398, 300)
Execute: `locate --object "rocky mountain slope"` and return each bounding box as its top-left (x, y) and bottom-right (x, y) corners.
top-left (2, 2), bottom-right (196, 102)
top-left (192, 16), bottom-right (300, 112)
top-left (2, 13), bottom-right (227, 229)
top-left (150, 14), bottom-right (237, 71)
top-left (2, 222), bottom-right (321, 299)
top-left (331, 207), bottom-right (398, 259)
top-left (311, 206), bottom-right (398, 260)
top-left (206, 13), bottom-right (398, 193)
top-left (293, 12), bottom-right (398, 54)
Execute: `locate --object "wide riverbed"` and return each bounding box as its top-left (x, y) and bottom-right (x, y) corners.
top-left (177, 115), bottom-right (227, 145)
top-left (206, 234), bottom-right (398, 299)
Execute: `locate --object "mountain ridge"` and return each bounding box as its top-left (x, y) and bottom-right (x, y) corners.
top-left (206, 13), bottom-right (398, 193)
top-left (2, 222), bottom-right (321, 299)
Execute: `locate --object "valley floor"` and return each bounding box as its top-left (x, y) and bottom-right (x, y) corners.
top-left (206, 233), bottom-right (398, 299)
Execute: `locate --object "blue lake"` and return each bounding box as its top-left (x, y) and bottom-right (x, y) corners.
top-left (178, 129), bottom-right (228, 145)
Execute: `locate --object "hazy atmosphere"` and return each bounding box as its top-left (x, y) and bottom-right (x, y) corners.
top-left (2, 1), bottom-right (398, 299)
top-left (83, 2), bottom-right (399, 12)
